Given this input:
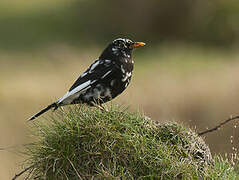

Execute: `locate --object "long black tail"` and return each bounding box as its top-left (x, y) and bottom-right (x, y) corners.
top-left (28, 103), bottom-right (58, 121)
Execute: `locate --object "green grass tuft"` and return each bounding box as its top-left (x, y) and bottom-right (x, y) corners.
top-left (21, 105), bottom-right (239, 179)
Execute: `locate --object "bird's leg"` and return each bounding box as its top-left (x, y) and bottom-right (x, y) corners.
top-left (92, 102), bottom-right (108, 112)
top-left (100, 104), bottom-right (108, 112)
top-left (53, 103), bottom-right (59, 111)
top-left (58, 106), bottom-right (64, 111)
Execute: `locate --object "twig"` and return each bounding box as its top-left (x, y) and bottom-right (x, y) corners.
top-left (198, 115), bottom-right (239, 136)
top-left (12, 164), bottom-right (35, 180)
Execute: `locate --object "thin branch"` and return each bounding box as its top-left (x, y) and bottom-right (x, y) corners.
top-left (12, 165), bottom-right (35, 180)
top-left (198, 115), bottom-right (239, 136)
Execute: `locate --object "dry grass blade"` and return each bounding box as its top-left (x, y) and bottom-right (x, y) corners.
top-left (67, 158), bottom-right (83, 180)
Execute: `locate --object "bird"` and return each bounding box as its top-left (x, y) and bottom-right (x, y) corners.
top-left (29, 38), bottom-right (145, 120)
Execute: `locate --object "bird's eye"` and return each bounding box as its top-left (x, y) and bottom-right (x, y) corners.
top-left (126, 42), bottom-right (131, 47)
top-left (119, 43), bottom-right (126, 49)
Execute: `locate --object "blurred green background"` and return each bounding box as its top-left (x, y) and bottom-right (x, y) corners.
top-left (1, 0), bottom-right (239, 179)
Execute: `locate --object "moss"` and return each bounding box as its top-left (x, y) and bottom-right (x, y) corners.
top-left (21, 105), bottom-right (239, 179)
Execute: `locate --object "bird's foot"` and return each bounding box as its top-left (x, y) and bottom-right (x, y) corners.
top-left (92, 103), bottom-right (108, 112)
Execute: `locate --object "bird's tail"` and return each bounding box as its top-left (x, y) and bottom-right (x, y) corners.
top-left (28, 103), bottom-right (58, 121)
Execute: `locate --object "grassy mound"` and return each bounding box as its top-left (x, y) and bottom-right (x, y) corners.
top-left (21, 105), bottom-right (239, 179)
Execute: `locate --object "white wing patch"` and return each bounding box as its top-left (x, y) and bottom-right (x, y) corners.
top-left (103, 59), bottom-right (112, 67)
top-left (101, 70), bottom-right (112, 79)
top-left (80, 72), bottom-right (88, 78)
top-left (89, 60), bottom-right (100, 73)
top-left (57, 80), bottom-right (91, 104)
top-left (104, 60), bottom-right (111, 63)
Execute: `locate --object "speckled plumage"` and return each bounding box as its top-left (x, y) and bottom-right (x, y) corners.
top-left (29, 38), bottom-right (145, 120)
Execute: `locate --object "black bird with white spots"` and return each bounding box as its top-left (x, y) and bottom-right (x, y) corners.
top-left (29, 38), bottom-right (145, 120)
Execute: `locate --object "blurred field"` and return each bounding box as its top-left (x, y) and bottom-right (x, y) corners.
top-left (1, 44), bottom-right (239, 178)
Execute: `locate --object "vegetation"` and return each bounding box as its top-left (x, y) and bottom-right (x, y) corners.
top-left (19, 105), bottom-right (239, 179)
top-left (1, 0), bottom-right (239, 51)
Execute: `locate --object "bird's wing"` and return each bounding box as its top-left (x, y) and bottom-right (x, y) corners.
top-left (57, 59), bottom-right (118, 104)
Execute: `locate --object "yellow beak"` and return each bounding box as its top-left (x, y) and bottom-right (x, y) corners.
top-left (130, 42), bottom-right (146, 49)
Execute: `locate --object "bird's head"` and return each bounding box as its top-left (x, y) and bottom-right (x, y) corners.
top-left (100, 38), bottom-right (145, 59)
